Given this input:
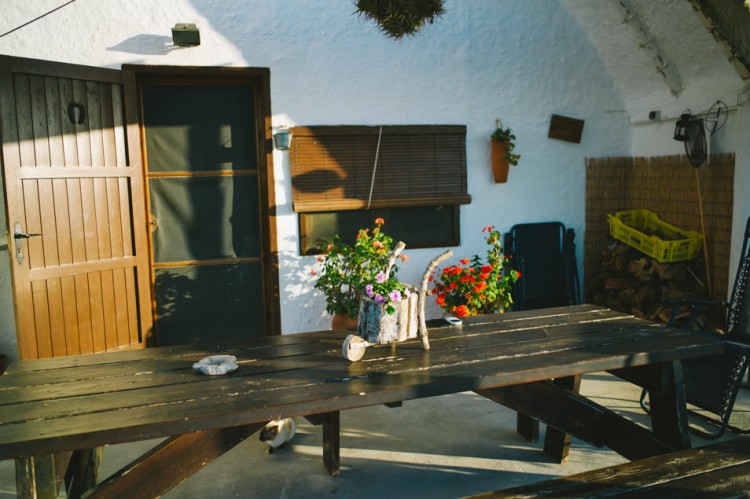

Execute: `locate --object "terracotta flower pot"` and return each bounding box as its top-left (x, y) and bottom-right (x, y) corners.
top-left (492, 141), bottom-right (510, 183)
top-left (331, 312), bottom-right (358, 331)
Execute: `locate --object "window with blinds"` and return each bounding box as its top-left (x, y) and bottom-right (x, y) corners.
top-left (290, 125), bottom-right (470, 212)
top-left (290, 125), bottom-right (470, 254)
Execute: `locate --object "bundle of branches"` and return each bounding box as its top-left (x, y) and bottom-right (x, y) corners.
top-left (355, 0), bottom-right (445, 39)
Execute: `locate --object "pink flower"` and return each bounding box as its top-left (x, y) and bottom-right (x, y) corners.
top-left (376, 272), bottom-right (386, 283)
top-left (389, 290), bottom-right (402, 302)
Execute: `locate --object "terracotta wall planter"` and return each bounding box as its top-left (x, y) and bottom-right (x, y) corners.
top-left (492, 141), bottom-right (510, 183)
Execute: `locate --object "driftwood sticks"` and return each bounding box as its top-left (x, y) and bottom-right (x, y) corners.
top-left (384, 241), bottom-right (406, 280)
top-left (419, 249), bottom-right (453, 351)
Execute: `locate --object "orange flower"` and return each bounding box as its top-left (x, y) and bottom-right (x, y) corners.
top-left (375, 217), bottom-right (385, 225)
top-left (460, 258), bottom-right (470, 265)
top-left (436, 294), bottom-right (446, 306)
top-left (455, 305), bottom-right (470, 317)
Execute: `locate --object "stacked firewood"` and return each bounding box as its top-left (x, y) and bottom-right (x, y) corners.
top-left (590, 242), bottom-right (721, 328)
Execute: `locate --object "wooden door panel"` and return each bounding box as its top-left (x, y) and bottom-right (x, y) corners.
top-left (1, 56), bottom-right (152, 359)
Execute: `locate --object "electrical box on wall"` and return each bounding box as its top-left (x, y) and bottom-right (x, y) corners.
top-left (172, 24), bottom-right (200, 46)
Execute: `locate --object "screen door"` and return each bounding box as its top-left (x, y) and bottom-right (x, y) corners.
top-left (142, 83), bottom-right (266, 345)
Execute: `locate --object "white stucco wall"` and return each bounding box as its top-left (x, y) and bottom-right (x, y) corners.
top-left (0, 0), bottom-right (633, 359)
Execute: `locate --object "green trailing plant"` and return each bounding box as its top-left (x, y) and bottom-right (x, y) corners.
top-left (355, 0), bottom-right (445, 39)
top-left (491, 126), bottom-right (521, 166)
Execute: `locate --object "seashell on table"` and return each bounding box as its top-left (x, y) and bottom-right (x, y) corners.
top-left (192, 355), bottom-right (239, 375)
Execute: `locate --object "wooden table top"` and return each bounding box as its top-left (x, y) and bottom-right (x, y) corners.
top-left (0, 304), bottom-right (724, 460)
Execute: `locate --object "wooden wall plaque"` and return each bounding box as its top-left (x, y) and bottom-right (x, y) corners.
top-left (548, 114), bottom-right (585, 143)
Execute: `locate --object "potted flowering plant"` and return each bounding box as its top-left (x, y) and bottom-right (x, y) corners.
top-left (314, 218), bottom-right (408, 326)
top-left (491, 125), bottom-right (521, 183)
top-left (431, 225), bottom-right (521, 317)
top-left (364, 271), bottom-right (410, 315)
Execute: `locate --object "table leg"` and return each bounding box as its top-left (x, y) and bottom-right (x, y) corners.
top-left (543, 375), bottom-right (581, 463)
top-left (516, 414), bottom-right (539, 442)
top-left (610, 360), bottom-right (691, 451)
top-left (16, 454), bottom-right (57, 499)
top-left (644, 361), bottom-right (690, 450)
top-left (322, 411), bottom-right (341, 476)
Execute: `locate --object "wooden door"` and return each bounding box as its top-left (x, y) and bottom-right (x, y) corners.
top-left (0, 56), bottom-right (152, 359)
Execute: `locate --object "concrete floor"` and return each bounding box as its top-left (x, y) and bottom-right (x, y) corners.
top-left (1, 373), bottom-right (747, 498)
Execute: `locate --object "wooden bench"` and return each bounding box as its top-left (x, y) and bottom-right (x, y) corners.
top-left (466, 438), bottom-right (750, 498)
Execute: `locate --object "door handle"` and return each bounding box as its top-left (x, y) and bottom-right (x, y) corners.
top-left (13, 231), bottom-right (43, 239)
top-left (13, 222), bottom-right (42, 265)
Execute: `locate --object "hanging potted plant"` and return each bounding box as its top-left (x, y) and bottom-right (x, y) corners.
top-left (491, 125), bottom-right (521, 183)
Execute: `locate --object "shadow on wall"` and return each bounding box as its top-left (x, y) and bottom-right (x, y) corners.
top-left (107, 34), bottom-right (180, 56)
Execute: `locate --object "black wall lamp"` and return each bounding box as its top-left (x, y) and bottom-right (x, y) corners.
top-left (673, 113), bottom-right (692, 142)
top-left (172, 23), bottom-right (200, 46)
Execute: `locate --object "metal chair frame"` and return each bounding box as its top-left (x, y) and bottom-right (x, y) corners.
top-left (640, 216), bottom-right (750, 439)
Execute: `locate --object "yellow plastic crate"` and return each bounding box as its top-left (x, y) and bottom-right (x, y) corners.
top-left (607, 209), bottom-right (703, 263)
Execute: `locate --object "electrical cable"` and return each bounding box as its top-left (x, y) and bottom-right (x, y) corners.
top-left (0, 1), bottom-right (77, 39)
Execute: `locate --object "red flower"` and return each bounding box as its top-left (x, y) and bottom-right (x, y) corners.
top-left (460, 258), bottom-right (470, 265)
top-left (436, 294), bottom-right (446, 306)
top-left (455, 305), bottom-right (470, 317)
top-left (481, 265), bottom-right (493, 273)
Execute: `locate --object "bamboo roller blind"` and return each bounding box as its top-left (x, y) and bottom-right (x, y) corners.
top-left (290, 125), bottom-right (470, 212)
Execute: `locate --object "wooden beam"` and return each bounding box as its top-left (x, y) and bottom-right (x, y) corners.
top-left (85, 423), bottom-right (264, 499)
top-left (476, 379), bottom-right (677, 461)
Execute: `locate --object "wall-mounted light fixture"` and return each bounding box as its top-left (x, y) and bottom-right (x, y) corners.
top-left (673, 113), bottom-right (692, 142)
top-left (273, 127), bottom-right (292, 151)
top-left (172, 23), bottom-right (200, 46)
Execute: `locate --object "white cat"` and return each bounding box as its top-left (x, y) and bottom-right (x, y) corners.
top-left (259, 418), bottom-right (297, 454)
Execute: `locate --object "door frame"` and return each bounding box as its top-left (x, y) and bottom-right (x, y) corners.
top-left (123, 65), bottom-right (281, 337)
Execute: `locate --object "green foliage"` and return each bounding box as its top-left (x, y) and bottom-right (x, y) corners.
top-left (355, 0), bottom-right (445, 39)
top-left (431, 225), bottom-right (520, 317)
top-left (491, 126), bottom-right (521, 166)
top-left (313, 218), bottom-right (408, 318)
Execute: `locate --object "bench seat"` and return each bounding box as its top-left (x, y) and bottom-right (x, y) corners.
top-left (466, 438), bottom-right (750, 498)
